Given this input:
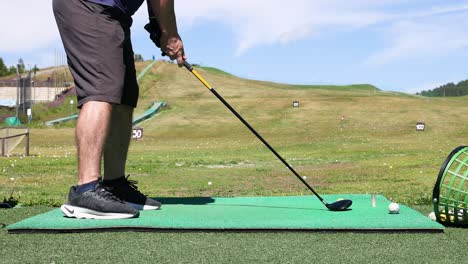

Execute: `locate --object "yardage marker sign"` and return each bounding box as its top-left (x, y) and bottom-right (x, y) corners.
top-left (132, 127), bottom-right (143, 140)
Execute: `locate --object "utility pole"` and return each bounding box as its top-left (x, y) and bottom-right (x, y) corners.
top-left (15, 65), bottom-right (20, 122)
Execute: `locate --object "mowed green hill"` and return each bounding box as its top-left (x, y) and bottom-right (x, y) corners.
top-left (133, 61), bottom-right (468, 203)
top-left (2, 60), bottom-right (468, 206)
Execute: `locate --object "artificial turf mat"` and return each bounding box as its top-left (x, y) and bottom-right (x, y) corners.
top-left (7, 194), bottom-right (444, 233)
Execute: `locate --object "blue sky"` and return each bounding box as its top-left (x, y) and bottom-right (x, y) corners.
top-left (1, 0), bottom-right (468, 93)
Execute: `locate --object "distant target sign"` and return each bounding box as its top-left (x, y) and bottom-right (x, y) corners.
top-left (416, 122), bottom-right (425, 131)
top-left (132, 127), bottom-right (143, 139)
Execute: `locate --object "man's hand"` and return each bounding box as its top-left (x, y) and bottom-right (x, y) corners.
top-left (160, 33), bottom-right (185, 66)
top-left (149, 0), bottom-right (186, 67)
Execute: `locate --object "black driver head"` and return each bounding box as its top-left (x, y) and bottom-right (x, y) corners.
top-left (326, 199), bottom-right (352, 211)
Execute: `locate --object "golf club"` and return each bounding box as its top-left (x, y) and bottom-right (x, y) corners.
top-left (179, 60), bottom-right (352, 211)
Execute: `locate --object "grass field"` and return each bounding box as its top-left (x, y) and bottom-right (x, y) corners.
top-left (1, 61), bottom-right (467, 263)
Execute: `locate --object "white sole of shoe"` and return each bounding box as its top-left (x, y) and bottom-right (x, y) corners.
top-left (126, 202), bottom-right (161, 211)
top-left (60, 204), bottom-right (138, 220)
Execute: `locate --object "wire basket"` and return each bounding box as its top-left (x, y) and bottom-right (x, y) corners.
top-left (433, 146), bottom-right (468, 226)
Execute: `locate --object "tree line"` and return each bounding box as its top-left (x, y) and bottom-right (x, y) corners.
top-left (0, 57), bottom-right (38, 77)
top-left (1, 54), bottom-right (148, 78)
top-left (417, 79), bottom-right (468, 97)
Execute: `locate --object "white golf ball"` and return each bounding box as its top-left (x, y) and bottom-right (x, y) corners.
top-left (208, 181), bottom-right (212, 185)
top-left (388, 202), bottom-right (400, 214)
top-left (428, 212), bottom-right (436, 221)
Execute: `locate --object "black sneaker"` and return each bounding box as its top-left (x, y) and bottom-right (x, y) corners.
top-left (60, 183), bottom-right (139, 219)
top-left (102, 175), bottom-right (161, 210)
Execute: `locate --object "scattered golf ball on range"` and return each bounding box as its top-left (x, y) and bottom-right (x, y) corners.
top-left (388, 202), bottom-right (400, 214)
top-left (208, 181), bottom-right (212, 185)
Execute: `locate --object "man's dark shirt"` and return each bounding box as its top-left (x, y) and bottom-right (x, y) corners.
top-left (87, 0), bottom-right (144, 16)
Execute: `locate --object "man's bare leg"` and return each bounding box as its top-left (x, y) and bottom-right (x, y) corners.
top-left (61, 101), bottom-right (138, 219)
top-left (102, 104), bottom-right (161, 210)
top-left (103, 104), bottom-right (133, 180)
top-left (76, 101), bottom-right (112, 185)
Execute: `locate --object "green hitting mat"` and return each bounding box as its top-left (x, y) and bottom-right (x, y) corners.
top-left (7, 194), bottom-right (444, 233)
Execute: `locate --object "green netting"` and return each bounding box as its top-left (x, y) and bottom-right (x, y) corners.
top-left (433, 146), bottom-right (468, 226)
top-left (4, 117), bottom-right (21, 126)
top-left (44, 114), bottom-right (78, 126)
top-left (45, 61), bottom-right (159, 126)
top-left (132, 101), bottom-right (165, 126)
top-left (136, 60), bottom-right (157, 81)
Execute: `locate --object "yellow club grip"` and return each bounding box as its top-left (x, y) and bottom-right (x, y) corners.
top-left (191, 69), bottom-right (212, 90)
top-left (182, 61), bottom-right (212, 90)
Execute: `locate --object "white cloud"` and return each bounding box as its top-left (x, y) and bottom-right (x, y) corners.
top-left (0, 0), bottom-right (59, 53)
top-left (168, 0), bottom-right (468, 64)
top-left (407, 3), bottom-right (468, 18)
top-left (164, 0), bottom-right (391, 56)
top-left (366, 13), bottom-right (468, 66)
top-left (365, 3), bottom-right (468, 67)
top-left (3, 0), bottom-right (468, 67)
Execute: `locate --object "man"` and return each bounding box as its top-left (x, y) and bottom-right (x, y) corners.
top-left (53, 0), bottom-right (185, 219)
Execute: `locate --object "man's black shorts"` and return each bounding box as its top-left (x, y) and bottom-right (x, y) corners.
top-left (53, 0), bottom-right (139, 108)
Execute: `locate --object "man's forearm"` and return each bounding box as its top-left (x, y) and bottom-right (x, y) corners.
top-left (149, 0), bottom-right (178, 35)
top-left (147, 0), bottom-right (185, 65)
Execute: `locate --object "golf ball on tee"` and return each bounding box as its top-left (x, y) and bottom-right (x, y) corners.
top-left (388, 202), bottom-right (400, 214)
top-left (428, 212), bottom-right (436, 221)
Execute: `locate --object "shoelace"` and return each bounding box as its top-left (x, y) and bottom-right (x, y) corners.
top-left (121, 175), bottom-right (141, 192)
top-left (102, 175), bottom-right (145, 197)
top-left (94, 185), bottom-right (124, 203)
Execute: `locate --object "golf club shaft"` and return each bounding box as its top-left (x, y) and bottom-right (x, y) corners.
top-left (183, 61), bottom-right (328, 205)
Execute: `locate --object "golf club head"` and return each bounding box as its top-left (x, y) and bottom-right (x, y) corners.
top-left (326, 199), bottom-right (352, 211)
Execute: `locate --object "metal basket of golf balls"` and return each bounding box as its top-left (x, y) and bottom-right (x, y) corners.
top-left (432, 146), bottom-right (468, 226)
